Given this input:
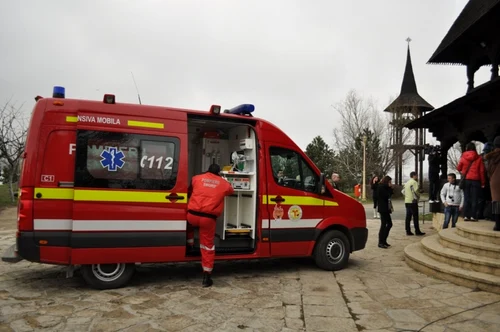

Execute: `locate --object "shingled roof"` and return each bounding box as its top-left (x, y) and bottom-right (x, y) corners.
top-left (405, 77), bottom-right (500, 145)
top-left (428, 0), bottom-right (500, 65)
top-left (384, 45), bottom-right (434, 113)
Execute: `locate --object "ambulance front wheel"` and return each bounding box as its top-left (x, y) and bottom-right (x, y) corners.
top-left (81, 263), bottom-right (135, 290)
top-left (313, 230), bottom-right (350, 271)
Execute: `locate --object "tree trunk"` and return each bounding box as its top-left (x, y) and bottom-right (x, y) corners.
top-left (8, 167), bottom-right (15, 203)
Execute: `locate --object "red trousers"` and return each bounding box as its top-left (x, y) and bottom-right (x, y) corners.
top-left (186, 214), bottom-right (216, 273)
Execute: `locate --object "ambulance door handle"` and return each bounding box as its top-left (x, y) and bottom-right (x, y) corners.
top-left (270, 196), bottom-right (285, 203)
top-left (58, 181), bottom-right (74, 188)
top-left (166, 194), bottom-right (185, 200)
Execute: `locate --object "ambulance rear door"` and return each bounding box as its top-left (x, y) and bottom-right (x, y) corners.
top-left (70, 112), bottom-right (189, 264)
top-left (33, 124), bottom-right (75, 264)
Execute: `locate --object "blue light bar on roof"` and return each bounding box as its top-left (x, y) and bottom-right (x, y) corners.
top-left (227, 104), bottom-right (255, 115)
top-left (53, 86), bottom-right (65, 98)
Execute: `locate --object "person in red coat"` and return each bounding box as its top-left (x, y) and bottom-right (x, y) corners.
top-left (457, 142), bottom-right (486, 221)
top-left (186, 164), bottom-right (234, 287)
top-left (354, 183), bottom-right (361, 200)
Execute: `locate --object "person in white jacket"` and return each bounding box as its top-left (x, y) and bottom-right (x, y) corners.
top-left (440, 173), bottom-right (464, 229)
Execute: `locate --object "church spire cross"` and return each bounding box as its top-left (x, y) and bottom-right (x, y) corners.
top-left (383, 38), bottom-right (433, 112)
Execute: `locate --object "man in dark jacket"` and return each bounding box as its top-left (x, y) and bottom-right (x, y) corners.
top-left (377, 176), bottom-right (394, 248)
top-left (329, 173), bottom-right (341, 191)
top-left (428, 152), bottom-right (441, 203)
top-left (478, 143), bottom-right (493, 220)
top-left (485, 137), bottom-right (500, 231)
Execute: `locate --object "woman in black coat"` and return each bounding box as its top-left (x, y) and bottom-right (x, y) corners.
top-left (377, 175), bottom-right (394, 249)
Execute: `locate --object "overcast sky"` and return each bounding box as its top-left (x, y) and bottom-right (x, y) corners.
top-left (0, 0), bottom-right (490, 154)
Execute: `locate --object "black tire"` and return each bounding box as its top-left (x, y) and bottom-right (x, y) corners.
top-left (81, 263), bottom-right (135, 290)
top-left (313, 230), bottom-right (350, 271)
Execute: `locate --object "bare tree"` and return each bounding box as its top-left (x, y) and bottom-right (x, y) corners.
top-left (0, 99), bottom-right (28, 202)
top-left (331, 90), bottom-right (412, 183)
top-left (447, 142), bottom-right (462, 173)
top-left (448, 141), bottom-right (483, 173)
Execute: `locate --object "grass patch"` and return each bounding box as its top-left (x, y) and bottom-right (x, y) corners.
top-left (420, 213), bottom-right (433, 221)
top-left (0, 184), bottom-right (17, 209)
top-left (346, 192), bottom-right (373, 204)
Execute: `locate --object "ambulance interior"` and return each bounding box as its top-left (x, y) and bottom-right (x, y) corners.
top-left (187, 117), bottom-right (258, 255)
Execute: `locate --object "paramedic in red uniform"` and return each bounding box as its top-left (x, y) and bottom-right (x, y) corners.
top-left (186, 164), bottom-right (234, 287)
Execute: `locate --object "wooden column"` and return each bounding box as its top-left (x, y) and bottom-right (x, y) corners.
top-left (466, 63), bottom-right (480, 93)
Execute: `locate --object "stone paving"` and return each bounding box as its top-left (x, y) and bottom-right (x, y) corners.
top-left (1, 205), bottom-right (500, 331)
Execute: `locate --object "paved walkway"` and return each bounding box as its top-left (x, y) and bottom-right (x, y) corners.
top-left (1, 207), bottom-right (499, 331)
top-left (363, 198), bottom-right (432, 222)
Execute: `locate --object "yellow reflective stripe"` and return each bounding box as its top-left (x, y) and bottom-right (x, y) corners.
top-left (262, 195), bottom-right (338, 206)
top-left (75, 189), bottom-right (186, 203)
top-left (34, 188), bottom-right (74, 200)
top-left (127, 120), bottom-right (164, 129)
top-left (65, 117), bottom-right (164, 129)
top-left (34, 188), bottom-right (187, 203)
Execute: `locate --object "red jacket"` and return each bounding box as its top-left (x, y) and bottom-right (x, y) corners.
top-left (187, 172), bottom-right (234, 217)
top-left (354, 184), bottom-right (361, 197)
top-left (457, 150), bottom-right (486, 186)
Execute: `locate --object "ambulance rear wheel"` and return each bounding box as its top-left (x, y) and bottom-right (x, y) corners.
top-left (314, 230), bottom-right (350, 271)
top-left (81, 263), bottom-right (135, 290)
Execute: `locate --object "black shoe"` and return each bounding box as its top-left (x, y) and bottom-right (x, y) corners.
top-left (407, 232), bottom-right (414, 236)
top-left (384, 243), bottom-right (391, 247)
top-left (416, 232), bottom-right (426, 236)
top-left (202, 272), bottom-right (213, 287)
top-left (378, 244), bottom-right (388, 249)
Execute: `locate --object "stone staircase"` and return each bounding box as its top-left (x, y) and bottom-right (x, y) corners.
top-left (405, 221), bottom-right (500, 294)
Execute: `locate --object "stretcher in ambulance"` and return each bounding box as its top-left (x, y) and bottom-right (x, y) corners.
top-left (2, 86), bottom-right (368, 289)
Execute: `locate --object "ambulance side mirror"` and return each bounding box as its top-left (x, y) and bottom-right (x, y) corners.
top-left (317, 173), bottom-right (325, 194)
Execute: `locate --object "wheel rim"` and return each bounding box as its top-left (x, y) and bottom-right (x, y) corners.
top-left (91, 263), bottom-right (126, 282)
top-left (325, 239), bottom-right (345, 264)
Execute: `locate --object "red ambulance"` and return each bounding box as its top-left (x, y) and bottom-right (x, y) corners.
top-left (2, 87), bottom-right (368, 289)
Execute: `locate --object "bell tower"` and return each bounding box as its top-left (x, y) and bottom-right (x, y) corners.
top-left (384, 38), bottom-right (434, 186)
